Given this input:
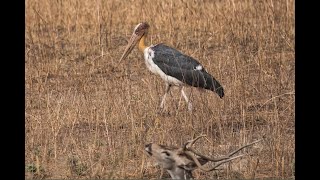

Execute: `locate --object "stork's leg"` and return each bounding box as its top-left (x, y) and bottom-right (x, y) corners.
top-left (181, 87), bottom-right (193, 111)
top-left (160, 83), bottom-right (171, 110)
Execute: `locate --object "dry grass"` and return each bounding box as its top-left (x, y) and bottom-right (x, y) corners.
top-left (25, 0), bottom-right (295, 179)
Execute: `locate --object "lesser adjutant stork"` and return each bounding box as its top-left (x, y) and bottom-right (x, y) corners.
top-left (119, 22), bottom-right (224, 111)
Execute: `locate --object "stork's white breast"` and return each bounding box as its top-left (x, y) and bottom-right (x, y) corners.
top-left (144, 46), bottom-right (184, 86)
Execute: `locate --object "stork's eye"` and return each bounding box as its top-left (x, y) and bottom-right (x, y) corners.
top-left (162, 151), bottom-right (170, 156)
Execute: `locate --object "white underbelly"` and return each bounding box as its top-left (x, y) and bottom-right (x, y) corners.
top-left (144, 47), bottom-right (184, 86)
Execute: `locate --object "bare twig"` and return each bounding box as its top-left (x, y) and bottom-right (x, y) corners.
top-left (185, 136), bottom-right (263, 172)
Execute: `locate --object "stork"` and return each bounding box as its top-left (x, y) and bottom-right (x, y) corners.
top-left (119, 22), bottom-right (224, 111)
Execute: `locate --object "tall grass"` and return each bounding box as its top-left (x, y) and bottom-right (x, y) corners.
top-left (26, 0), bottom-right (294, 179)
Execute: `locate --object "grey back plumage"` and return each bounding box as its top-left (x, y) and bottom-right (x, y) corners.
top-left (151, 44), bottom-right (224, 98)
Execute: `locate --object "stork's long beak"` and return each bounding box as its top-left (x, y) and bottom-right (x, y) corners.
top-left (119, 33), bottom-right (143, 62)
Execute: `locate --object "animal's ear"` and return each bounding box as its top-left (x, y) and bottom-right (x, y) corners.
top-left (198, 157), bottom-right (209, 166)
top-left (178, 157), bottom-right (209, 171)
top-left (178, 162), bottom-right (197, 171)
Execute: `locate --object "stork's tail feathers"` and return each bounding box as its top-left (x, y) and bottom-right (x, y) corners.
top-left (190, 71), bottom-right (224, 98)
top-left (205, 75), bottom-right (224, 98)
top-left (211, 81), bottom-right (224, 98)
top-left (173, 69), bottom-right (224, 98)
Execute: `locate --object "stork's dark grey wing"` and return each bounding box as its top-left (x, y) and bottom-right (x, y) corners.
top-left (151, 44), bottom-right (224, 98)
top-left (152, 44), bottom-right (203, 71)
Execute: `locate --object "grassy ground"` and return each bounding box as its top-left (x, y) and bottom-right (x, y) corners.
top-left (25, 0), bottom-right (295, 179)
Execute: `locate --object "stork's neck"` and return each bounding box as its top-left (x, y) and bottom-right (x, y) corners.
top-left (138, 34), bottom-right (147, 52)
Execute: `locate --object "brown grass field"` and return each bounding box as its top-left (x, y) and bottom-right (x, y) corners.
top-left (25, 0), bottom-right (295, 179)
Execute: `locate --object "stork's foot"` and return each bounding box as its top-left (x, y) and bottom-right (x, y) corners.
top-left (159, 103), bottom-right (164, 111)
top-left (156, 108), bottom-right (171, 116)
top-left (187, 103), bottom-right (193, 111)
top-left (157, 109), bottom-right (163, 114)
top-left (158, 104), bottom-right (165, 113)
top-left (157, 104), bottom-right (165, 113)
